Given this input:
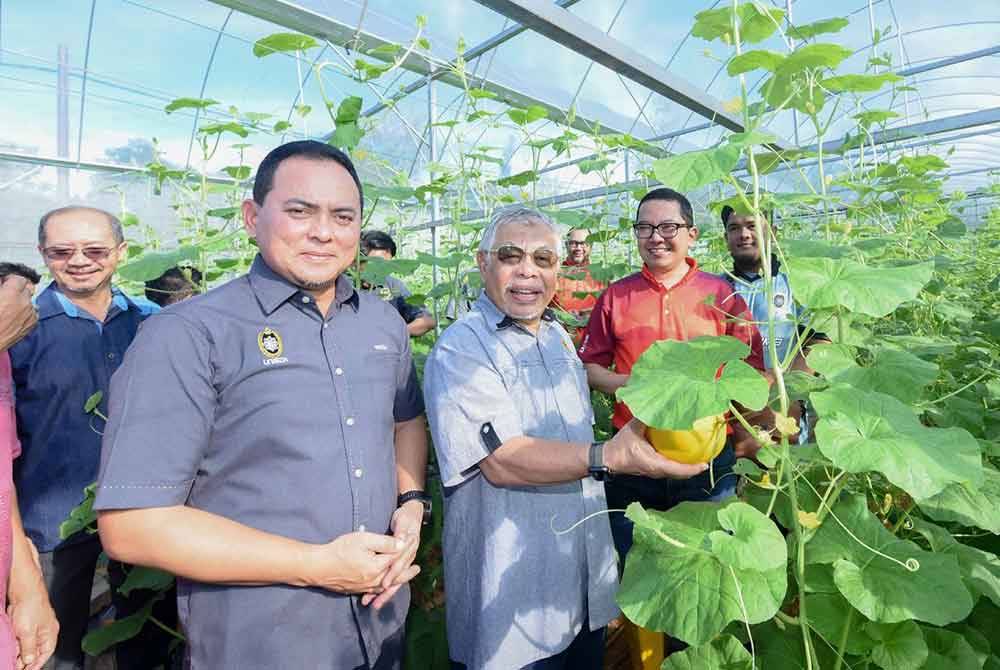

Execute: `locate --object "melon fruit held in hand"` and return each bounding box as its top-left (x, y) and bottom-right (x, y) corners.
top-left (646, 414), bottom-right (727, 465)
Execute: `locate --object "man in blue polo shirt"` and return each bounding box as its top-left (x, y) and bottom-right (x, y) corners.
top-left (9, 206), bottom-right (157, 670)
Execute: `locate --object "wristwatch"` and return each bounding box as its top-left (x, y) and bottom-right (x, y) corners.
top-left (397, 490), bottom-right (433, 525)
top-left (588, 442), bottom-right (612, 481)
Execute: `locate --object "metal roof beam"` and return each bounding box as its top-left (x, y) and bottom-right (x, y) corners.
top-left (470, 0), bottom-right (775, 142)
top-left (207, 0), bottom-right (664, 157)
top-left (0, 150), bottom-right (237, 185)
top-left (896, 44), bottom-right (1000, 77)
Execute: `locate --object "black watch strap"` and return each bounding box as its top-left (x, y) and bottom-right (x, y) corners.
top-left (397, 490), bottom-right (433, 525)
top-left (588, 442), bottom-right (611, 481)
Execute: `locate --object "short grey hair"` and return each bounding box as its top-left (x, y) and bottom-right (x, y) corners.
top-left (479, 205), bottom-right (563, 257)
top-left (38, 206), bottom-right (125, 247)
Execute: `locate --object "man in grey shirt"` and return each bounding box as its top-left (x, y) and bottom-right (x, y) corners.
top-left (423, 206), bottom-right (706, 670)
top-left (94, 141), bottom-right (430, 669)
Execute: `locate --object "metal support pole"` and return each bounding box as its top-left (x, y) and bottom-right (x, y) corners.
top-left (427, 74), bottom-right (441, 335)
top-left (56, 44), bottom-right (70, 199)
top-left (785, 0), bottom-right (800, 146)
top-left (624, 150), bottom-right (633, 269)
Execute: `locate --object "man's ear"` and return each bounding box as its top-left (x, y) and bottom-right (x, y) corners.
top-left (476, 250), bottom-right (488, 275)
top-left (689, 225), bottom-right (699, 242)
top-left (242, 199), bottom-right (258, 238)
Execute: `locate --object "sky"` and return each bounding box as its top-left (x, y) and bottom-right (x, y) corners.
top-left (0, 0), bottom-right (998, 243)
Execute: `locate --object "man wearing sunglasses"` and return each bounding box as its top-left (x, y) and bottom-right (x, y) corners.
top-left (7, 206), bottom-right (158, 670)
top-left (423, 205), bottom-right (706, 670)
top-left (578, 188), bottom-right (765, 560)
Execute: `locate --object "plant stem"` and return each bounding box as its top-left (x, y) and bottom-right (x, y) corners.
top-left (148, 615), bottom-right (186, 642)
top-left (832, 607), bottom-right (854, 670)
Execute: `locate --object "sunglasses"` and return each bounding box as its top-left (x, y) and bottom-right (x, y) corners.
top-left (633, 222), bottom-right (692, 240)
top-left (490, 243), bottom-right (559, 269)
top-left (42, 246), bottom-right (115, 262)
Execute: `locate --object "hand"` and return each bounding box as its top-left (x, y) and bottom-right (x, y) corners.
top-left (604, 418), bottom-right (709, 480)
top-left (0, 276), bottom-right (37, 352)
top-left (301, 531), bottom-right (406, 595)
top-left (8, 591), bottom-right (58, 670)
top-left (361, 502), bottom-right (422, 610)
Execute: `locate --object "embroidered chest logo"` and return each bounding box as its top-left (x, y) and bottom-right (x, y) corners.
top-left (258, 327), bottom-right (288, 366)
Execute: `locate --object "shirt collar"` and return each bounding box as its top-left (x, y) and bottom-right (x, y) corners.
top-left (247, 254), bottom-right (359, 316)
top-left (640, 256), bottom-right (698, 290)
top-left (731, 254), bottom-right (781, 283)
top-left (474, 291), bottom-right (556, 332)
top-left (36, 282), bottom-right (133, 321)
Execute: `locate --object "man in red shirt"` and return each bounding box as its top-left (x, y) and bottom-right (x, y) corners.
top-left (578, 187), bottom-right (764, 557)
top-left (552, 228), bottom-right (606, 330)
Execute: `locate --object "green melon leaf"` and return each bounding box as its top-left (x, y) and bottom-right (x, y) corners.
top-left (865, 620), bottom-right (928, 670)
top-left (253, 32), bottom-right (319, 57)
top-left (661, 635), bottom-right (753, 670)
top-left (806, 593), bottom-right (876, 655)
top-left (806, 495), bottom-right (974, 626)
top-left (918, 465), bottom-right (1000, 534)
top-left (919, 628), bottom-right (981, 670)
top-left (618, 501), bottom-right (787, 646)
top-left (810, 385), bottom-right (982, 499)
top-left (117, 566), bottom-right (175, 596)
top-left (787, 17), bottom-right (850, 40)
top-left (823, 72), bottom-right (903, 93)
top-left (911, 519), bottom-right (1000, 608)
top-left (727, 49), bottom-right (785, 75)
top-left (778, 43), bottom-right (854, 75)
top-left (118, 246), bottom-right (202, 282)
top-left (806, 344), bottom-right (938, 403)
top-left (785, 257), bottom-right (933, 317)
top-left (164, 97), bottom-right (219, 114)
top-left (616, 336), bottom-right (769, 430)
top-left (651, 144), bottom-right (742, 193)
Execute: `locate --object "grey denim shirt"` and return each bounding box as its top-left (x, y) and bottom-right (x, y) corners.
top-left (423, 293), bottom-right (618, 670)
top-left (95, 255), bottom-right (423, 669)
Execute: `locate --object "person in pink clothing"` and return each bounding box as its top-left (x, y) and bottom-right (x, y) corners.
top-left (0, 263), bottom-right (58, 670)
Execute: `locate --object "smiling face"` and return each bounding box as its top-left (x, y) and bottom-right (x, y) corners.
top-left (725, 213), bottom-right (763, 269)
top-left (40, 209), bottom-right (126, 298)
top-left (566, 228), bottom-right (590, 264)
top-left (478, 220), bottom-right (560, 332)
top-left (243, 156), bottom-right (361, 305)
top-left (635, 198), bottom-right (697, 277)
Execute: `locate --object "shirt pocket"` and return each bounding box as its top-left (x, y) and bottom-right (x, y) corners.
top-left (355, 351), bottom-right (400, 431)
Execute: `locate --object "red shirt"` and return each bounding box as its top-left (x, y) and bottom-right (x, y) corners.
top-left (552, 259), bottom-right (605, 315)
top-left (578, 258), bottom-right (765, 429)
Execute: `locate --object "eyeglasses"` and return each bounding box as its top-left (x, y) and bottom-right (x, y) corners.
top-left (42, 246), bottom-right (115, 262)
top-left (633, 222), bottom-right (692, 239)
top-left (490, 243), bottom-right (559, 269)
top-left (566, 240), bottom-right (588, 248)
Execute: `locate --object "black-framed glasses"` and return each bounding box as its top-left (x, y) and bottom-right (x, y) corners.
top-left (42, 246), bottom-right (114, 262)
top-left (633, 222), bottom-right (692, 239)
top-left (566, 240), bottom-right (588, 248)
top-left (490, 243), bottom-right (559, 269)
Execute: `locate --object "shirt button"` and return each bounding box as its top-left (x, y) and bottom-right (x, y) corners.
top-left (358, 524), bottom-right (366, 532)
top-left (323, 323), bottom-right (329, 329)
top-left (354, 468), bottom-right (363, 478)
top-left (346, 417), bottom-right (355, 426)
top-left (301, 295), bottom-right (311, 303)
top-left (335, 368), bottom-right (343, 375)
top-left (107, 352), bottom-right (116, 360)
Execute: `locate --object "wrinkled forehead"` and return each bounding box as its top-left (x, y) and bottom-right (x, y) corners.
top-left (44, 210), bottom-right (118, 245)
top-left (494, 220), bottom-right (559, 250)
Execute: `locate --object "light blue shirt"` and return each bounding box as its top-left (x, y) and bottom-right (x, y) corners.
top-left (423, 293), bottom-right (618, 670)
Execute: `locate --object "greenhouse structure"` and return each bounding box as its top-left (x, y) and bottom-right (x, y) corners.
top-left (0, 0), bottom-right (998, 669)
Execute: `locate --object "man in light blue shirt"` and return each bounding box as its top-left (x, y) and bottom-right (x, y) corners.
top-left (423, 206), bottom-right (705, 670)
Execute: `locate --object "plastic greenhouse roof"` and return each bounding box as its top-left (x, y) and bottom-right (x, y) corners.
top-left (1, 0), bottom-right (999, 219)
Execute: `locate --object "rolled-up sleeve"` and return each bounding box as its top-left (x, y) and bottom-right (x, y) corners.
top-left (423, 329), bottom-right (522, 488)
top-left (394, 331), bottom-right (424, 423)
top-left (94, 313), bottom-right (216, 510)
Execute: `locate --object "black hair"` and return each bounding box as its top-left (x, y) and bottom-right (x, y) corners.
top-left (721, 205), bottom-right (774, 227)
top-left (145, 266), bottom-right (203, 307)
top-left (252, 140), bottom-right (364, 211)
top-left (636, 187), bottom-right (694, 227)
top-left (0, 262), bottom-right (41, 284)
top-left (38, 206), bottom-right (124, 246)
top-left (360, 229), bottom-right (397, 257)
